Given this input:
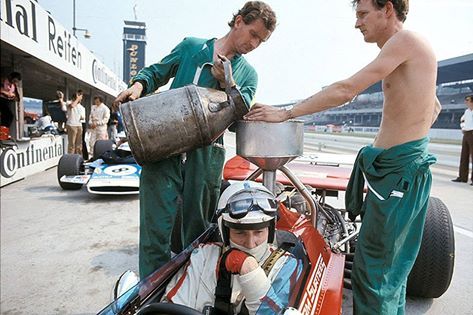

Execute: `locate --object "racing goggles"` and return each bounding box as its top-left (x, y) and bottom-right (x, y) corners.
top-left (224, 191), bottom-right (278, 219)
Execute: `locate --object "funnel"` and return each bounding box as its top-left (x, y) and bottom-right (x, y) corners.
top-left (236, 120), bottom-right (304, 170)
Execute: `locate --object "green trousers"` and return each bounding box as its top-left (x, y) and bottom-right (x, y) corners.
top-left (139, 144), bottom-right (225, 279)
top-left (346, 138), bottom-right (436, 315)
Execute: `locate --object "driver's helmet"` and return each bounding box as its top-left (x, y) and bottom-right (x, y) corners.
top-left (217, 181), bottom-right (278, 246)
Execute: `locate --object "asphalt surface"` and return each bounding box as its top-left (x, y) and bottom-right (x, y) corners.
top-left (0, 132), bottom-right (471, 314)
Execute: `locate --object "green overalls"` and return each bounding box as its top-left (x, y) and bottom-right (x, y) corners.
top-left (345, 137), bottom-right (436, 315)
top-left (132, 37), bottom-right (258, 279)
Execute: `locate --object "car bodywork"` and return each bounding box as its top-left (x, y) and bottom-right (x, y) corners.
top-left (59, 159), bottom-right (141, 195)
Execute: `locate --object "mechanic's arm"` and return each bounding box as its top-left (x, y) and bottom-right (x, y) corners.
top-left (244, 31), bottom-right (413, 122)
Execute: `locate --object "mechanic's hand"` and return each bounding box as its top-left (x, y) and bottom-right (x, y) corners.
top-left (223, 248), bottom-right (256, 275)
top-left (244, 103), bottom-right (292, 122)
top-left (112, 82), bottom-right (144, 111)
top-left (211, 54), bottom-right (236, 89)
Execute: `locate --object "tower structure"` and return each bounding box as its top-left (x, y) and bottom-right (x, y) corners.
top-left (123, 20), bottom-right (146, 84)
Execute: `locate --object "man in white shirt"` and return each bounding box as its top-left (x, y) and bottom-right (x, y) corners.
top-left (88, 95), bottom-right (110, 154)
top-left (452, 94), bottom-right (473, 185)
top-left (66, 91), bottom-right (86, 154)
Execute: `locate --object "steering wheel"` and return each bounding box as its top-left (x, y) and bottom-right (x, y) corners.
top-left (136, 303), bottom-right (203, 315)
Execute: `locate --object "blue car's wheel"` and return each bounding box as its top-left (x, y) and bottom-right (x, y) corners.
top-left (57, 154), bottom-right (84, 190)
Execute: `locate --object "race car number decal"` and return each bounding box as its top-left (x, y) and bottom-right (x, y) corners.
top-left (103, 165), bottom-right (138, 176)
top-left (299, 254), bottom-right (326, 315)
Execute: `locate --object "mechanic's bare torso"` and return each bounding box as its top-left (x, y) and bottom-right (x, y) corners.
top-left (374, 32), bottom-right (437, 149)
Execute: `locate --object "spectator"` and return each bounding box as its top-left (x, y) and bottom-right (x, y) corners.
top-left (36, 107), bottom-right (58, 135)
top-left (55, 90), bottom-right (67, 133)
top-left (66, 91), bottom-right (86, 154)
top-left (0, 72), bottom-right (21, 127)
top-left (452, 94), bottom-right (473, 185)
top-left (107, 111), bottom-right (120, 142)
top-left (88, 95), bottom-right (110, 153)
top-left (80, 104), bottom-right (89, 160)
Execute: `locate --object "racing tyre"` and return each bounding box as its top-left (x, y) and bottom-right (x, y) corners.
top-left (93, 139), bottom-right (114, 160)
top-left (406, 196), bottom-right (455, 298)
top-left (57, 154), bottom-right (84, 190)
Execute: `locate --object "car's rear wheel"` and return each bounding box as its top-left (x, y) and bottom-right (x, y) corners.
top-left (407, 196), bottom-right (455, 298)
top-left (57, 154), bottom-right (84, 190)
top-left (93, 139), bottom-right (114, 160)
top-left (344, 197), bottom-right (455, 299)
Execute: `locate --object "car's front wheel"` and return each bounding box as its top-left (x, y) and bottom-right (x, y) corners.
top-left (57, 154), bottom-right (84, 190)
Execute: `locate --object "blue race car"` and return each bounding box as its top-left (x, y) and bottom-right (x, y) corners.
top-left (57, 140), bottom-right (141, 195)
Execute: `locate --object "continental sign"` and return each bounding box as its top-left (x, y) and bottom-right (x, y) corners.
top-left (0, 136), bottom-right (64, 187)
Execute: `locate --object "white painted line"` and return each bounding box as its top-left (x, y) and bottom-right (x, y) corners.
top-left (454, 225), bottom-right (473, 238)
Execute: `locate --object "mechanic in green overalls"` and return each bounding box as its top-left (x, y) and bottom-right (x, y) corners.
top-left (244, 0), bottom-right (441, 314)
top-left (113, 1), bottom-right (277, 279)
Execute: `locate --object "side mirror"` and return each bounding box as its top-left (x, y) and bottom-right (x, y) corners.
top-left (112, 270), bottom-right (139, 300)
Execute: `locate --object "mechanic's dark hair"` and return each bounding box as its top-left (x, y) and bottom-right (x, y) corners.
top-left (352, 0), bottom-right (409, 22)
top-left (94, 95), bottom-right (104, 103)
top-left (228, 1), bottom-right (277, 32)
top-left (7, 72), bottom-right (22, 81)
top-left (465, 95), bottom-right (473, 102)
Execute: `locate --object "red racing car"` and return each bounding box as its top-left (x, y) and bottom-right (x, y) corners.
top-left (98, 152), bottom-right (454, 315)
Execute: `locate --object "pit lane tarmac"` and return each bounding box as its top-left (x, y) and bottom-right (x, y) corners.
top-left (0, 133), bottom-right (472, 314)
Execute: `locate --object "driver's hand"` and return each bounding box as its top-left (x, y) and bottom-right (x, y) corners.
top-left (223, 249), bottom-right (257, 275)
top-left (113, 82), bottom-right (144, 111)
top-left (211, 54), bottom-right (235, 89)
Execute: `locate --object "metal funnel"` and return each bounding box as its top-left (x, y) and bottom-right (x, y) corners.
top-left (236, 120), bottom-right (304, 193)
top-left (236, 120), bottom-right (304, 170)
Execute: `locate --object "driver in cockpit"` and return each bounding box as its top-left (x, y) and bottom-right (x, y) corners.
top-left (162, 181), bottom-right (301, 314)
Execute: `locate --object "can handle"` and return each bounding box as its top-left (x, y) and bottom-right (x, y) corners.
top-left (223, 60), bottom-right (235, 108)
top-left (209, 60), bottom-right (235, 113)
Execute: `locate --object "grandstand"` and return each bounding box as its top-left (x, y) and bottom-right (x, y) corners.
top-left (295, 53), bottom-right (473, 129)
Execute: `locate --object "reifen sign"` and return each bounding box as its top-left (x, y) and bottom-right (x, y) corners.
top-left (0, 0), bottom-right (126, 96)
